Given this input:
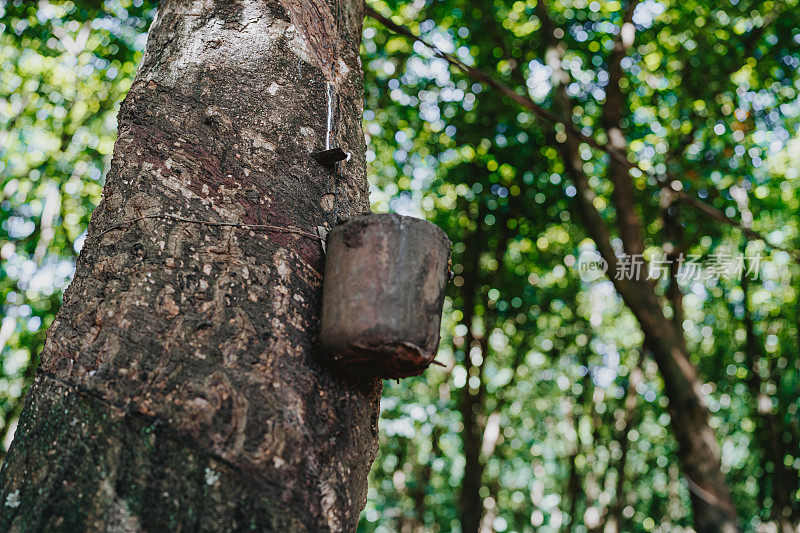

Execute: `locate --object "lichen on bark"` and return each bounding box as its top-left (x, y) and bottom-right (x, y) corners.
top-left (0, 1), bottom-right (380, 531)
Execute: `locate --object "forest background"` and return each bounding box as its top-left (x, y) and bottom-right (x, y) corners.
top-left (1, 0), bottom-right (799, 531)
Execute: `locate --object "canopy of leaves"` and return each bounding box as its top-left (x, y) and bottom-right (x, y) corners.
top-left (1, 0), bottom-right (799, 531)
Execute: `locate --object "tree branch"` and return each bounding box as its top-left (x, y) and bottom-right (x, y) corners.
top-left (364, 5), bottom-right (618, 159)
top-left (672, 190), bottom-right (797, 258)
top-left (600, 0), bottom-right (644, 256)
top-left (365, 4), bottom-right (796, 260)
top-left (533, 0), bottom-right (620, 273)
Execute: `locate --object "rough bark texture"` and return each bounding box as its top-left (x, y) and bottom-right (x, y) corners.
top-left (0, 0), bottom-right (381, 531)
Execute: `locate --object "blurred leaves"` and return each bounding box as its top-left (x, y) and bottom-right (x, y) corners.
top-left (1, 0), bottom-right (799, 531)
top-left (0, 0), bottom-right (153, 447)
top-left (360, 0), bottom-right (800, 530)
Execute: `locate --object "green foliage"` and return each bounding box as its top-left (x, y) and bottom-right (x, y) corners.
top-left (0, 0), bottom-right (153, 446)
top-left (2, 0), bottom-right (799, 531)
top-left (360, 0), bottom-right (800, 530)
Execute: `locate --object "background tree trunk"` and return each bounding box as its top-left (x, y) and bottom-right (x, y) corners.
top-left (536, 3), bottom-right (740, 528)
top-left (448, 192), bottom-right (483, 532)
top-left (0, 0), bottom-right (381, 530)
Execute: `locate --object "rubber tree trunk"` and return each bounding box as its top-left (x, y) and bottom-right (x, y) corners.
top-left (0, 0), bottom-right (381, 530)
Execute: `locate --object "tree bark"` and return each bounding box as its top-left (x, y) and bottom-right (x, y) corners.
top-left (0, 1), bottom-right (381, 531)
